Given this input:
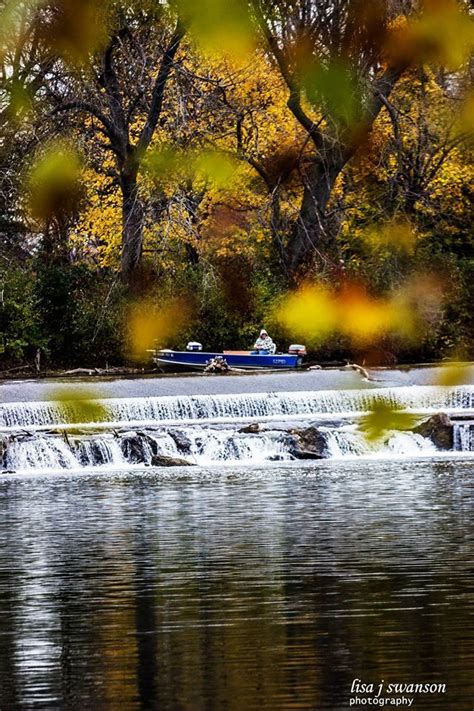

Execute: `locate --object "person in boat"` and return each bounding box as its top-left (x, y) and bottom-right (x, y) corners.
top-left (253, 329), bottom-right (276, 354)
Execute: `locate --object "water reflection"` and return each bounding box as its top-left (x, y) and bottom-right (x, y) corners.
top-left (0, 460), bottom-right (472, 710)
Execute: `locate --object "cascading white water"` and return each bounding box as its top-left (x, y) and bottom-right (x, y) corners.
top-left (4, 437), bottom-right (79, 470)
top-left (183, 429), bottom-right (291, 464)
top-left (321, 427), bottom-right (437, 458)
top-left (74, 437), bottom-right (126, 467)
top-left (453, 422), bottom-right (474, 452)
top-left (0, 424), bottom-right (461, 470)
top-left (1, 429), bottom-right (293, 470)
top-left (1, 385), bottom-right (472, 471)
top-left (1, 386), bottom-right (473, 429)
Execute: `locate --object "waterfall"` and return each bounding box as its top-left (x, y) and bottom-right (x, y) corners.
top-left (322, 428), bottom-right (437, 458)
top-left (453, 422), bottom-right (474, 452)
top-left (1, 385), bottom-right (473, 472)
top-left (1, 386), bottom-right (473, 430)
top-left (182, 429), bottom-right (291, 464)
top-left (1, 424), bottom-right (468, 471)
top-left (4, 437), bottom-right (79, 470)
top-left (74, 437), bottom-right (126, 467)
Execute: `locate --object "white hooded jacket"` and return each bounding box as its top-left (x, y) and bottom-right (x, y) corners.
top-left (254, 330), bottom-right (276, 354)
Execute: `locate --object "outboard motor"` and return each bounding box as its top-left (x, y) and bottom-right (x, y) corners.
top-left (288, 344), bottom-right (307, 356)
top-left (186, 341), bottom-right (203, 352)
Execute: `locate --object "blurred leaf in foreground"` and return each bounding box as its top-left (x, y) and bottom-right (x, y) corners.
top-left (363, 219), bottom-right (418, 255)
top-left (0, 0), bottom-right (40, 58)
top-left (386, 0), bottom-right (474, 70)
top-left (391, 273), bottom-right (445, 342)
top-left (143, 145), bottom-right (182, 183)
top-left (193, 150), bottom-right (238, 187)
top-left (127, 297), bottom-right (192, 361)
top-left (276, 284), bottom-right (338, 344)
top-left (359, 399), bottom-right (418, 442)
top-left (457, 91), bottom-right (474, 138)
top-left (51, 388), bottom-right (107, 426)
top-left (40, 0), bottom-right (109, 65)
top-left (144, 146), bottom-right (238, 188)
top-left (436, 362), bottom-right (470, 386)
top-left (7, 78), bottom-right (33, 122)
top-left (175, 0), bottom-right (254, 59)
top-left (27, 141), bottom-right (85, 224)
top-left (338, 284), bottom-right (413, 347)
top-left (302, 60), bottom-right (363, 127)
top-left (276, 281), bottom-right (417, 347)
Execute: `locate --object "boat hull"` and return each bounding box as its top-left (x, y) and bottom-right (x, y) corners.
top-left (154, 350), bottom-right (302, 371)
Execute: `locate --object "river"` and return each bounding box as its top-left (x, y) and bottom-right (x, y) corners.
top-left (0, 367), bottom-right (473, 710)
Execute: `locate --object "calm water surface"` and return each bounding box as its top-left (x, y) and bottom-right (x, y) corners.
top-left (0, 458), bottom-right (472, 710)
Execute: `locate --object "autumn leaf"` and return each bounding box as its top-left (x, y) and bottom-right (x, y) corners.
top-left (51, 388), bottom-right (108, 427)
top-left (276, 281), bottom-right (417, 347)
top-left (386, 0), bottom-right (474, 70)
top-left (302, 60), bottom-right (363, 127)
top-left (276, 284), bottom-right (338, 344)
top-left (359, 399), bottom-right (418, 442)
top-left (193, 150), bottom-right (238, 187)
top-left (40, 0), bottom-right (109, 65)
top-left (126, 297), bottom-right (193, 361)
top-left (27, 141), bottom-right (85, 224)
top-left (175, 0), bottom-right (255, 59)
top-left (436, 362), bottom-right (471, 386)
top-left (7, 78), bottom-right (33, 122)
top-left (363, 219), bottom-right (418, 255)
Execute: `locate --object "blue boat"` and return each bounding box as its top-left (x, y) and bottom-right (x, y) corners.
top-left (152, 344), bottom-right (305, 372)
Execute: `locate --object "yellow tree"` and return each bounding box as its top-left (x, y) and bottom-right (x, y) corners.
top-left (249, 0), bottom-right (473, 281)
top-left (40, 0), bottom-right (185, 287)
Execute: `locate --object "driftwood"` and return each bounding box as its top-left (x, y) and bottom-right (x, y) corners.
top-left (60, 366), bottom-right (146, 376)
top-left (204, 356), bottom-right (230, 374)
top-left (61, 367), bottom-right (101, 375)
top-left (0, 364), bottom-right (33, 375)
top-left (344, 362), bottom-right (370, 380)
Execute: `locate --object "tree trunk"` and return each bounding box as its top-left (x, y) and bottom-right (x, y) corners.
top-left (269, 187), bottom-right (290, 278)
top-left (120, 167), bottom-right (144, 287)
top-left (287, 157), bottom-right (343, 280)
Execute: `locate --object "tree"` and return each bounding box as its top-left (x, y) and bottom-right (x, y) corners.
top-left (41, 1), bottom-right (185, 287)
top-left (337, 67), bottom-right (473, 262)
top-left (248, 0), bottom-right (422, 280)
top-left (0, 0), bottom-right (53, 261)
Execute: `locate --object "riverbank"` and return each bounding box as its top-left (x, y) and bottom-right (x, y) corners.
top-left (0, 362), bottom-right (472, 403)
top-left (1, 360), bottom-right (472, 382)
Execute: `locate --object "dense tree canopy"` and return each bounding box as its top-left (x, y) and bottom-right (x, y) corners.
top-left (0, 0), bottom-right (472, 367)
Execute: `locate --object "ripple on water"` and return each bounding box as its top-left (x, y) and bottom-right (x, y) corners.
top-left (0, 459), bottom-right (472, 709)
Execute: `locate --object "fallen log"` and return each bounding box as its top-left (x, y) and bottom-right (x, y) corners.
top-left (61, 368), bottom-right (99, 375)
top-left (0, 364), bottom-right (33, 375)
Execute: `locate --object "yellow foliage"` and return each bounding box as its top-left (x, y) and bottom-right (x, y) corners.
top-left (359, 400), bottom-right (418, 442)
top-left (275, 277), bottom-right (444, 348)
top-left (27, 140), bottom-right (84, 224)
top-left (72, 168), bottom-right (122, 268)
top-left (126, 297), bottom-right (193, 361)
top-left (51, 388), bottom-right (107, 428)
